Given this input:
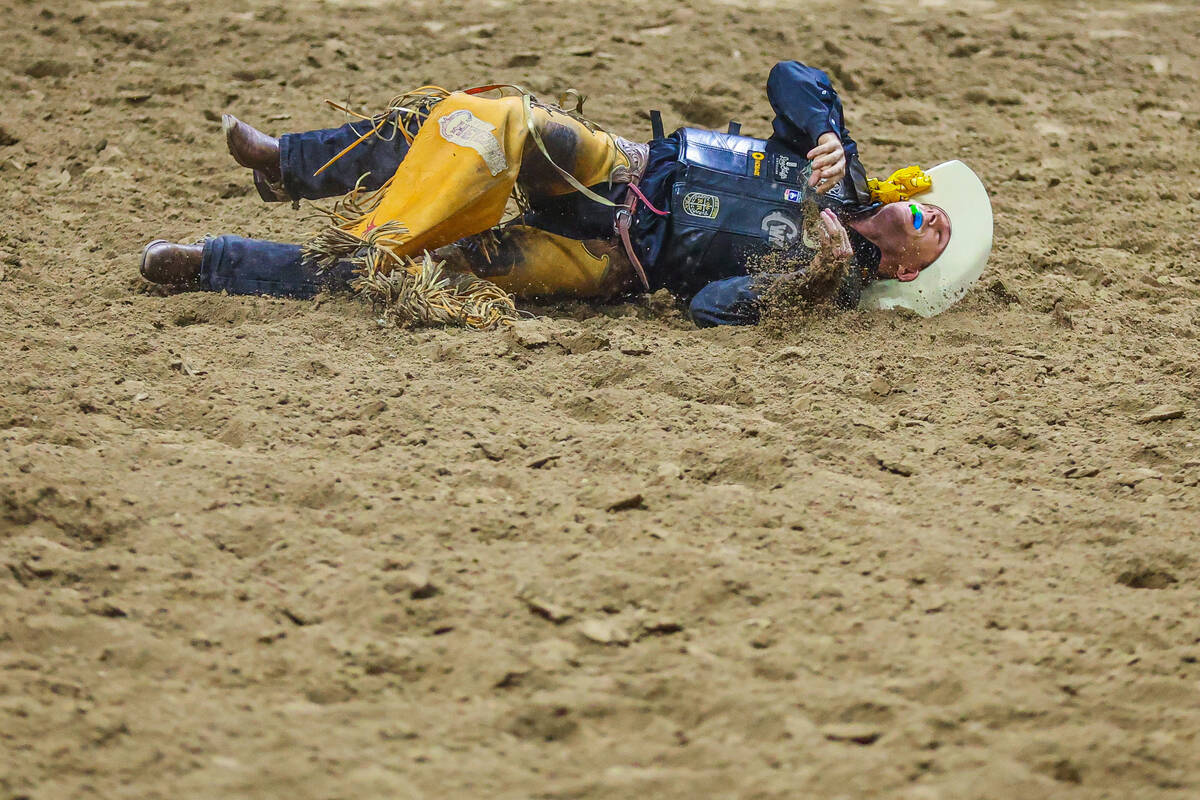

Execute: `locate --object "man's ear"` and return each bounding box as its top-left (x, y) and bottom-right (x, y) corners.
top-left (896, 263), bottom-right (922, 282)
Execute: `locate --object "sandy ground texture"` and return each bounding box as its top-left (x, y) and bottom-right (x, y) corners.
top-left (3, 0), bottom-right (1200, 797)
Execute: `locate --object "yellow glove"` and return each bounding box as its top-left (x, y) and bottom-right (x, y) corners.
top-left (868, 165), bottom-right (932, 204)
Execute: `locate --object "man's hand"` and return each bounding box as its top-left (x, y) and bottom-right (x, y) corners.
top-left (807, 132), bottom-right (846, 194)
top-left (816, 208), bottom-right (853, 261)
top-left (775, 208), bottom-right (853, 308)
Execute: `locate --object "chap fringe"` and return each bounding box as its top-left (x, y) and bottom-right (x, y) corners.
top-left (304, 221), bottom-right (518, 331)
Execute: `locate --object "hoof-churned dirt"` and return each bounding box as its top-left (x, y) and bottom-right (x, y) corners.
top-left (2, 1), bottom-right (1199, 797)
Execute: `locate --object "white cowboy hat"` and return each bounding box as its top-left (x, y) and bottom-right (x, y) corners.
top-left (857, 160), bottom-right (993, 317)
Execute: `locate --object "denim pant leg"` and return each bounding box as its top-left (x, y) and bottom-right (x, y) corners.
top-left (688, 275), bottom-right (763, 327)
top-left (200, 235), bottom-right (355, 298)
top-left (279, 114), bottom-right (417, 200)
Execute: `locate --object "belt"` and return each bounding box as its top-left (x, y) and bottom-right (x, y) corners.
top-left (611, 138), bottom-right (667, 292)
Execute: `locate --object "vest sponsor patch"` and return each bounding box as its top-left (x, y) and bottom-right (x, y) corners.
top-left (682, 192), bottom-right (720, 219)
top-left (783, 188), bottom-right (803, 204)
top-left (761, 210), bottom-right (800, 248)
top-left (438, 109), bottom-right (507, 176)
top-left (772, 153), bottom-right (804, 184)
top-left (749, 151), bottom-right (766, 177)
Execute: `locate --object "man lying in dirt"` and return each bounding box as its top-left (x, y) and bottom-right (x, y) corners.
top-left (139, 61), bottom-right (993, 329)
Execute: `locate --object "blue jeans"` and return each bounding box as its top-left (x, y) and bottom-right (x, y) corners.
top-left (200, 235), bottom-right (356, 297)
top-left (203, 115), bottom-right (420, 296)
top-left (278, 114), bottom-right (415, 201)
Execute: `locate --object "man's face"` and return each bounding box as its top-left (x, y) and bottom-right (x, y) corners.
top-left (874, 202), bottom-right (952, 282)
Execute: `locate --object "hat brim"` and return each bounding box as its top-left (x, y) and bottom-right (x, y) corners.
top-left (857, 160), bottom-right (993, 317)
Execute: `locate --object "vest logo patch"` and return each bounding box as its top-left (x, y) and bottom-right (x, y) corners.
top-left (750, 151), bottom-right (766, 177)
top-left (438, 109), bottom-right (508, 176)
top-left (773, 153), bottom-right (804, 184)
top-left (783, 188), bottom-right (803, 204)
top-left (682, 192), bottom-right (720, 219)
top-left (761, 211), bottom-right (800, 248)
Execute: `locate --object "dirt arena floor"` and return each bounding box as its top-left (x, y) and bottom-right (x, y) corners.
top-left (3, 0), bottom-right (1199, 797)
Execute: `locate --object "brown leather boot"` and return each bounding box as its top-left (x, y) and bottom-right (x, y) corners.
top-left (140, 240), bottom-right (203, 285)
top-left (223, 114), bottom-right (289, 202)
top-left (223, 114), bottom-right (281, 178)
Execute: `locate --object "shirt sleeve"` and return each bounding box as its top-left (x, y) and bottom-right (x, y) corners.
top-left (766, 61), bottom-right (859, 161)
top-left (689, 275), bottom-right (764, 327)
top-left (767, 60), bottom-right (872, 207)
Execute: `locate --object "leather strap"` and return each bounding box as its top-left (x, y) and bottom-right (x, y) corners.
top-left (649, 110), bottom-right (664, 140)
top-left (615, 193), bottom-right (650, 292)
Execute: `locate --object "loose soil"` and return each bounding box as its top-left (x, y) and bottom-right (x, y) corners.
top-left (2, 1), bottom-right (1199, 798)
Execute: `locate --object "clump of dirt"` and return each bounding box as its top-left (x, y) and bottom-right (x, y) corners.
top-left (754, 247), bottom-right (853, 328)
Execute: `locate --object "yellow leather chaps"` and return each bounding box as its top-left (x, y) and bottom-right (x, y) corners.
top-left (319, 91), bottom-right (636, 299)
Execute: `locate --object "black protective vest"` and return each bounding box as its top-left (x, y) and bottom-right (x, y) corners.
top-left (657, 128), bottom-right (835, 294)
